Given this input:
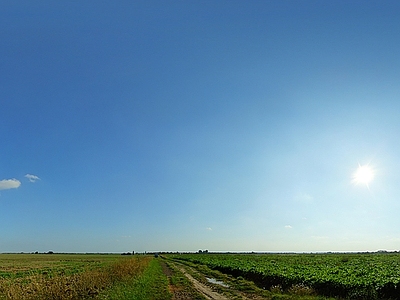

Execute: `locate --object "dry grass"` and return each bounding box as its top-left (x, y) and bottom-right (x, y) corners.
top-left (0, 256), bottom-right (151, 300)
top-left (287, 283), bottom-right (316, 296)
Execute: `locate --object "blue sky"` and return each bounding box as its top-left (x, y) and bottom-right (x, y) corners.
top-left (1, 1), bottom-right (400, 253)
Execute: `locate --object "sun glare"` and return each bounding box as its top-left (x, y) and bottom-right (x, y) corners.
top-left (352, 164), bottom-right (374, 187)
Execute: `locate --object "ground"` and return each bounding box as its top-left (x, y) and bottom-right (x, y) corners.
top-left (161, 258), bottom-right (268, 300)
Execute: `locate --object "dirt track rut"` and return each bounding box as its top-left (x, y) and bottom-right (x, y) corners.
top-left (174, 264), bottom-right (229, 300)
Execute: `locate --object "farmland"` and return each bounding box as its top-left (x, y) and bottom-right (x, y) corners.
top-left (171, 252), bottom-right (400, 299)
top-left (0, 253), bottom-right (211, 300)
top-left (2, 252), bottom-right (400, 299)
top-left (0, 253), bottom-right (169, 299)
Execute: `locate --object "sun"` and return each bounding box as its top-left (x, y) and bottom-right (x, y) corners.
top-left (352, 164), bottom-right (374, 187)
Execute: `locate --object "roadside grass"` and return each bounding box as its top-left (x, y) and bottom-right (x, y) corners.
top-left (163, 260), bottom-right (206, 300)
top-left (99, 257), bottom-right (171, 300)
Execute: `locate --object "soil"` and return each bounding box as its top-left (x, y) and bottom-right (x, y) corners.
top-left (174, 264), bottom-right (229, 300)
top-left (160, 260), bottom-right (173, 277)
top-left (160, 260), bottom-right (229, 300)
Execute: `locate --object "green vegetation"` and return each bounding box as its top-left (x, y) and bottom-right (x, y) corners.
top-left (100, 257), bottom-right (171, 300)
top-left (0, 254), bottom-right (156, 299)
top-left (169, 256), bottom-right (327, 300)
top-left (3, 252), bottom-right (400, 299)
top-left (171, 253), bottom-right (400, 299)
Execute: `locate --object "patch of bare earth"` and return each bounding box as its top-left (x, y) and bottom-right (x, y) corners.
top-left (160, 261), bottom-right (207, 300)
top-left (174, 264), bottom-right (229, 300)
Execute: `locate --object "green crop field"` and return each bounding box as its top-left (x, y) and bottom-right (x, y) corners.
top-left (171, 252), bottom-right (400, 299)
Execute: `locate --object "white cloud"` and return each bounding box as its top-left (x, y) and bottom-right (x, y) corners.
top-left (25, 174), bottom-right (40, 183)
top-left (0, 179), bottom-right (21, 190)
top-left (285, 225), bottom-right (292, 229)
top-left (206, 227), bottom-right (212, 231)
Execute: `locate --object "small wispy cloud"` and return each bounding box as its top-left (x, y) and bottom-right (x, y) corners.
top-left (206, 227), bottom-right (212, 231)
top-left (285, 225), bottom-right (292, 229)
top-left (25, 174), bottom-right (40, 183)
top-left (0, 179), bottom-right (21, 190)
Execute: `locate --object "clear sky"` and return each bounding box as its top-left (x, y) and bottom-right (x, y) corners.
top-left (1, 1), bottom-right (400, 253)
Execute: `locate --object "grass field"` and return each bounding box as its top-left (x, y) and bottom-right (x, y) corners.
top-left (0, 253), bottom-right (167, 300)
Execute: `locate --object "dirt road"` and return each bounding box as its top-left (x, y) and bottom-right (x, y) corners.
top-left (174, 264), bottom-right (229, 300)
top-left (161, 258), bottom-right (320, 300)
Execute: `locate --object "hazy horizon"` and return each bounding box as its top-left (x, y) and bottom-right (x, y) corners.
top-left (2, 1), bottom-right (400, 253)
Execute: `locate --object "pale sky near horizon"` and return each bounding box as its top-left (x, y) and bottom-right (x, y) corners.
top-left (1, 1), bottom-right (400, 253)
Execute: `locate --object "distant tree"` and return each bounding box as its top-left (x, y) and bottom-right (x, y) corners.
top-left (47, 251), bottom-right (54, 254)
top-left (198, 250), bottom-right (203, 254)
